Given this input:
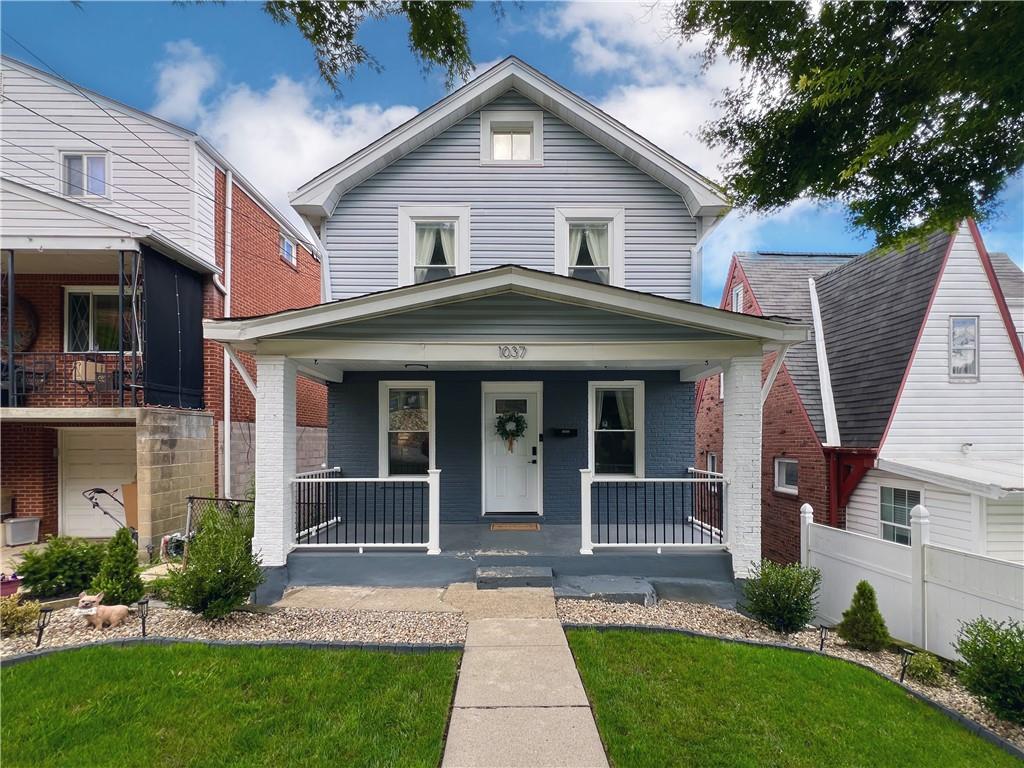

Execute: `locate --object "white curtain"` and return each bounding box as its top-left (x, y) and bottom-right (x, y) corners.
top-left (597, 389), bottom-right (633, 430)
top-left (584, 225), bottom-right (609, 266)
top-left (438, 224), bottom-right (456, 266)
top-left (569, 226), bottom-right (584, 267)
top-left (415, 224), bottom-right (437, 266)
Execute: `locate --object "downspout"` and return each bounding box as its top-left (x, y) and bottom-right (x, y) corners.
top-left (222, 170), bottom-right (234, 497)
top-left (4, 250), bottom-right (14, 408)
top-left (118, 251), bottom-right (125, 407)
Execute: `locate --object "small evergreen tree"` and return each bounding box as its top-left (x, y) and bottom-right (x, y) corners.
top-left (91, 527), bottom-right (144, 605)
top-left (837, 580), bottom-right (889, 651)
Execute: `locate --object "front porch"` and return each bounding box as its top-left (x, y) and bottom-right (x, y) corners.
top-left (203, 267), bottom-right (807, 597)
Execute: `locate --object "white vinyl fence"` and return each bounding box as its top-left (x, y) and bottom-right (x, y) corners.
top-left (801, 504), bottom-right (1024, 660)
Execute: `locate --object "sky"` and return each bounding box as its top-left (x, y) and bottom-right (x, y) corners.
top-left (3, 0), bottom-right (1021, 304)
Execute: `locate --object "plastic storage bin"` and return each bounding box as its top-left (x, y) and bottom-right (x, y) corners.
top-left (2, 517), bottom-right (40, 546)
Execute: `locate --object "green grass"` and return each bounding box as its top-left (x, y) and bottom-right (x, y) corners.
top-left (567, 629), bottom-right (1019, 768)
top-left (2, 644), bottom-right (460, 768)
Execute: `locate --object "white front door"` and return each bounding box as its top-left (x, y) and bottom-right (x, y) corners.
top-left (483, 386), bottom-right (541, 515)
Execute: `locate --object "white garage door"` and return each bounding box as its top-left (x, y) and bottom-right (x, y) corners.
top-left (61, 428), bottom-right (137, 538)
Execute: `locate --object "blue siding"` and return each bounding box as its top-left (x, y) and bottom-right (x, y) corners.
top-left (327, 371), bottom-right (695, 523)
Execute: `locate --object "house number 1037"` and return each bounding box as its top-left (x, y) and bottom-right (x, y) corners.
top-left (498, 344), bottom-right (527, 360)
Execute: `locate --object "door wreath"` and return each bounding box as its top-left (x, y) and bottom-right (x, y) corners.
top-left (495, 412), bottom-right (528, 452)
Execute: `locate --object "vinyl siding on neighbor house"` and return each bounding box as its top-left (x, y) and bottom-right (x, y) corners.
top-left (327, 370), bottom-right (695, 523)
top-left (845, 469), bottom-right (976, 552)
top-left (324, 92), bottom-right (698, 302)
top-left (880, 224), bottom-right (1024, 464)
top-left (986, 496), bottom-right (1024, 563)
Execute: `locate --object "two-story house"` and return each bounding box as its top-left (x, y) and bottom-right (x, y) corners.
top-left (0, 55), bottom-right (327, 551)
top-left (203, 58), bottom-right (809, 600)
top-left (696, 222), bottom-right (1024, 565)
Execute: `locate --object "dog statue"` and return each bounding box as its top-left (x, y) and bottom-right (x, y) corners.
top-left (77, 592), bottom-right (131, 629)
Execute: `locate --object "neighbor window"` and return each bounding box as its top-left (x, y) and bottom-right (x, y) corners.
top-left (949, 316), bottom-right (979, 379)
top-left (65, 288), bottom-right (128, 353)
top-left (590, 381), bottom-right (644, 476)
top-left (414, 221), bottom-right (457, 283)
top-left (731, 283), bottom-right (744, 313)
top-left (63, 153), bottom-right (107, 197)
top-left (773, 458), bottom-right (799, 494)
top-left (880, 486), bottom-right (920, 545)
top-left (480, 109), bottom-right (543, 164)
top-left (707, 453), bottom-right (719, 474)
top-left (569, 223), bottom-right (610, 284)
top-left (379, 383), bottom-right (434, 476)
top-left (279, 235), bottom-right (296, 265)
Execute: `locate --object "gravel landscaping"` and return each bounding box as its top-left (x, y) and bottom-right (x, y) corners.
top-left (557, 597), bottom-right (1024, 750)
top-left (1, 604), bottom-right (467, 657)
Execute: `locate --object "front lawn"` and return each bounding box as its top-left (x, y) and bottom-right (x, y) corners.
top-left (2, 644), bottom-right (460, 768)
top-left (567, 628), bottom-right (1018, 768)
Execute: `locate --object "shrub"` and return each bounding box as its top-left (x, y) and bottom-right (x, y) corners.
top-left (741, 559), bottom-right (821, 633)
top-left (0, 594), bottom-right (41, 636)
top-left (906, 652), bottom-right (944, 687)
top-left (955, 617), bottom-right (1024, 725)
top-left (91, 527), bottom-right (144, 605)
top-left (164, 514), bottom-right (263, 619)
top-left (836, 580), bottom-right (889, 651)
top-left (18, 536), bottom-right (106, 598)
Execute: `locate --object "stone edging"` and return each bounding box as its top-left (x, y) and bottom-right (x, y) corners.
top-left (562, 622), bottom-right (1024, 762)
top-left (1, 637), bottom-right (464, 668)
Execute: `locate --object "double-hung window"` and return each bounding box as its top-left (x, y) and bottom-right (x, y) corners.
top-left (555, 208), bottom-right (624, 287)
top-left (773, 458), bottom-right (799, 494)
top-left (65, 288), bottom-right (127, 353)
top-left (880, 486), bottom-right (920, 545)
top-left (379, 382), bottom-right (434, 476)
top-left (398, 207), bottom-right (469, 286)
top-left (63, 153), bottom-right (108, 197)
top-left (589, 381), bottom-right (644, 476)
top-left (949, 316), bottom-right (979, 379)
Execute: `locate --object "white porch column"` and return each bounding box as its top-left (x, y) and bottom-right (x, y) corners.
top-left (253, 355), bottom-right (297, 567)
top-left (722, 355), bottom-right (763, 578)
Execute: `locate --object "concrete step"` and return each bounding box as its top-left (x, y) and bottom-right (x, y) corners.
top-left (476, 566), bottom-right (553, 589)
top-left (553, 575), bottom-right (658, 606)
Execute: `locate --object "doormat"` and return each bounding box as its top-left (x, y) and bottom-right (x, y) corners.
top-left (490, 522), bottom-right (541, 531)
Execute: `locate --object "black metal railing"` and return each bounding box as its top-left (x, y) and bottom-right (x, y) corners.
top-left (588, 471), bottom-right (725, 546)
top-left (2, 352), bottom-right (143, 408)
top-left (292, 469), bottom-right (432, 547)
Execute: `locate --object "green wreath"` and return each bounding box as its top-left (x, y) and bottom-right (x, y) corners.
top-left (495, 412), bottom-right (528, 452)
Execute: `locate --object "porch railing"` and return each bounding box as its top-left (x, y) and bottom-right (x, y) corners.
top-left (579, 468), bottom-right (727, 554)
top-left (1, 352), bottom-right (143, 408)
top-left (291, 468), bottom-right (440, 553)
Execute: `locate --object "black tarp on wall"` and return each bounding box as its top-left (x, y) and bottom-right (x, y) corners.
top-left (142, 245), bottom-right (204, 409)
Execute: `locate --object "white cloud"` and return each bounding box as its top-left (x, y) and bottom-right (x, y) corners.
top-left (151, 40), bottom-right (417, 226)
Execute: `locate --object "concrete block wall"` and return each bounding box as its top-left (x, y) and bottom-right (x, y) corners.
top-left (722, 356), bottom-right (763, 577)
top-left (135, 409), bottom-right (215, 550)
top-left (218, 420), bottom-right (326, 497)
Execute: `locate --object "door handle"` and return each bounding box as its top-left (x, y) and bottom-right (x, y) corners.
top-left (530, 459), bottom-right (537, 464)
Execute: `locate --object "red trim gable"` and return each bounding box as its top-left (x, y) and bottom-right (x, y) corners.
top-left (968, 218), bottom-right (1024, 374)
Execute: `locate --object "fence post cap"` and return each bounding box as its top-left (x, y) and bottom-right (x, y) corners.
top-left (427, 468), bottom-right (441, 476)
top-left (799, 503), bottom-right (814, 517)
top-left (910, 504), bottom-right (929, 521)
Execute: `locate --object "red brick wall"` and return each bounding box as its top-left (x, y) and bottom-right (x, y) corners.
top-left (1, 423), bottom-right (58, 536)
top-left (694, 260), bottom-right (832, 564)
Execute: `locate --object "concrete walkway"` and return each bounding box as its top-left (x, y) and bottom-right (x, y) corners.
top-left (442, 609), bottom-right (609, 766)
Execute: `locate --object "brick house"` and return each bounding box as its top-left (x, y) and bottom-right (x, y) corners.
top-left (1, 55), bottom-right (326, 550)
top-left (696, 224), bottom-right (1023, 565)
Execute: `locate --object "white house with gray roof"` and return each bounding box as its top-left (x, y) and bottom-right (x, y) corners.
top-left (204, 57), bottom-right (808, 599)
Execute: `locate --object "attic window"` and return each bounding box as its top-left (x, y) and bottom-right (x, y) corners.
top-left (949, 316), bottom-right (979, 380)
top-left (63, 152), bottom-right (108, 197)
top-left (480, 109), bottom-right (543, 165)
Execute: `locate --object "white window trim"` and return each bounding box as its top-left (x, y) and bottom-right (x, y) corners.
top-left (707, 453), bottom-right (718, 474)
top-left (773, 457), bottom-right (799, 495)
top-left (398, 205), bottom-right (471, 287)
top-left (59, 150), bottom-right (111, 199)
top-left (378, 380), bottom-right (436, 477)
top-left (479, 109), bottom-right (544, 166)
top-left (63, 286), bottom-right (123, 353)
top-left (588, 380), bottom-right (645, 478)
top-left (718, 371), bottom-right (724, 401)
top-left (554, 207), bottom-right (625, 288)
top-left (949, 315), bottom-right (980, 381)
top-left (878, 484), bottom-right (924, 546)
top-left (731, 283), bottom-right (744, 313)
top-left (280, 234), bottom-right (297, 266)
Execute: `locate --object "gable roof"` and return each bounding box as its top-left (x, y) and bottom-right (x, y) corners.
top-left (205, 264), bottom-right (806, 345)
top-left (734, 252), bottom-right (859, 440)
top-left (289, 57), bottom-right (730, 221)
top-left (815, 231), bottom-right (951, 448)
top-left (0, 54), bottom-right (315, 251)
